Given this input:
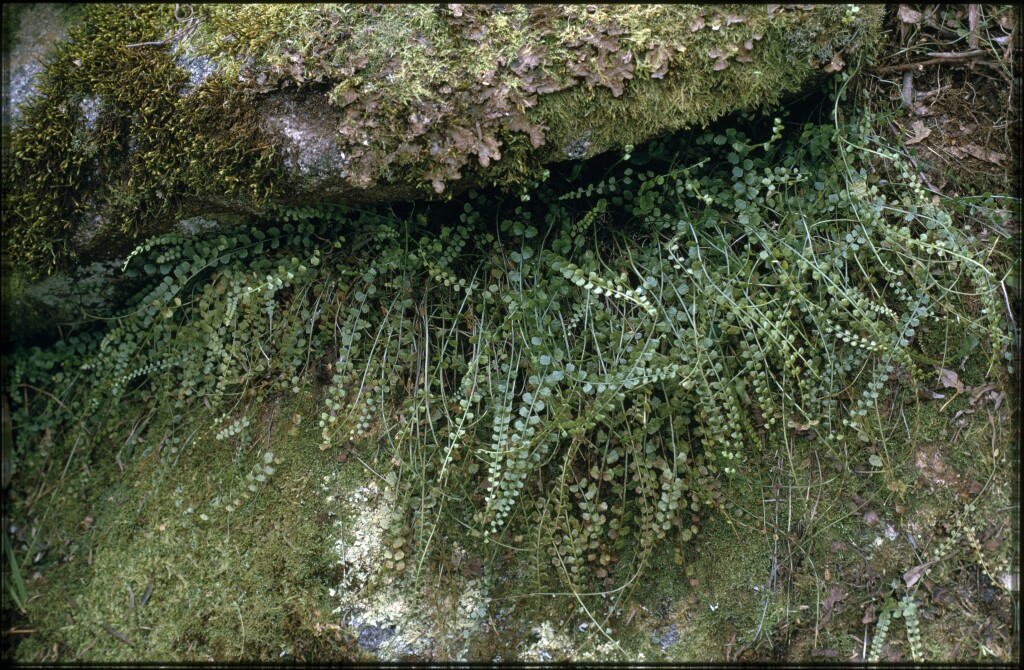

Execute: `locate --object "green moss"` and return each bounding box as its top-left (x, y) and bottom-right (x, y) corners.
top-left (4, 4), bottom-right (883, 278)
top-left (3, 4), bottom-right (282, 278)
top-left (12, 390), bottom-right (375, 661)
top-left (5, 87), bottom-right (1012, 662)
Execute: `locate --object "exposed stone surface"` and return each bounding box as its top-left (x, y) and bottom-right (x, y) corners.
top-left (3, 4), bottom-right (883, 277)
top-left (3, 4), bottom-right (75, 127)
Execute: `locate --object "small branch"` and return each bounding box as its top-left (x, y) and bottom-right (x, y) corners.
top-left (99, 622), bottom-right (135, 647)
top-left (870, 50), bottom-right (988, 73)
top-left (124, 39), bottom-right (170, 48)
top-left (126, 5), bottom-right (198, 48)
top-left (17, 384), bottom-right (67, 410)
top-left (968, 5), bottom-right (980, 50)
top-left (914, 84), bottom-right (952, 101)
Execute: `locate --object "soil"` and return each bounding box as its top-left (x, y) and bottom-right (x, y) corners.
top-left (866, 4), bottom-right (1019, 199)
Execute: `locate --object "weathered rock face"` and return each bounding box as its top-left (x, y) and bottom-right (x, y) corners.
top-left (2, 4), bottom-right (883, 276)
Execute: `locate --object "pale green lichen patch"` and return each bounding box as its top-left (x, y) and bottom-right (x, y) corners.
top-left (322, 474), bottom-right (493, 660)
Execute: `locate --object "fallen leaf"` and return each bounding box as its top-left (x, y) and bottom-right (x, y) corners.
top-left (905, 120), bottom-right (931, 145)
top-left (948, 143), bottom-right (1008, 165)
top-left (952, 408), bottom-right (974, 421)
top-left (823, 53), bottom-right (845, 73)
top-left (937, 367), bottom-right (964, 393)
top-left (820, 587), bottom-right (848, 625)
top-left (903, 561), bottom-right (935, 588)
top-left (969, 384), bottom-right (996, 405)
top-left (863, 509), bottom-right (880, 525)
top-left (919, 389), bottom-right (945, 400)
top-left (898, 5), bottom-right (923, 24)
top-left (963, 143), bottom-right (1007, 165)
top-left (862, 607), bottom-right (877, 624)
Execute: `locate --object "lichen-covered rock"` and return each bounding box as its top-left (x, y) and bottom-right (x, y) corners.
top-left (2, 3), bottom-right (882, 277)
top-left (2, 4), bottom-right (77, 128)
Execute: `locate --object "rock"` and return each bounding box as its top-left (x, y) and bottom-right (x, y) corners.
top-left (652, 623), bottom-right (680, 650)
top-left (2, 4), bottom-right (79, 128)
top-left (357, 625), bottom-right (397, 652)
top-left (2, 4), bottom-right (883, 277)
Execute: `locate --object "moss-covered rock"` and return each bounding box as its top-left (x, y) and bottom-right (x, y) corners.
top-left (2, 3), bottom-right (883, 277)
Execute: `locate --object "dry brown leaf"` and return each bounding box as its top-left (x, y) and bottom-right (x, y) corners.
top-left (898, 5), bottom-right (923, 24)
top-left (962, 143), bottom-right (1007, 165)
top-left (905, 120), bottom-right (931, 145)
top-left (823, 53), bottom-right (845, 73)
top-left (903, 561), bottom-right (935, 588)
top-left (937, 367), bottom-right (964, 393)
top-left (820, 587), bottom-right (848, 625)
top-left (969, 383), bottom-right (996, 405)
top-left (948, 144), bottom-right (1008, 165)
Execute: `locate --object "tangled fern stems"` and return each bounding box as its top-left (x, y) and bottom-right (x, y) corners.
top-left (868, 600), bottom-right (893, 662)
top-left (868, 594), bottom-right (922, 662)
top-left (7, 110), bottom-right (1012, 598)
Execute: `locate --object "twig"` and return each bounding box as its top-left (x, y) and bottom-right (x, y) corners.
top-left (914, 84), bottom-right (952, 101)
top-left (968, 5), bottom-right (980, 50)
top-left (125, 4), bottom-right (198, 48)
top-left (870, 50), bottom-right (988, 73)
top-left (140, 578), bottom-right (155, 607)
top-left (912, 49), bottom-right (988, 59)
top-left (99, 622), bottom-right (135, 647)
top-left (901, 71), bottom-right (914, 108)
top-left (17, 384), bottom-right (67, 410)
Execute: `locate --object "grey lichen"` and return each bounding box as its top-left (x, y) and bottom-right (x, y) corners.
top-left (4, 4), bottom-right (73, 126)
top-left (564, 131), bottom-right (593, 160)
